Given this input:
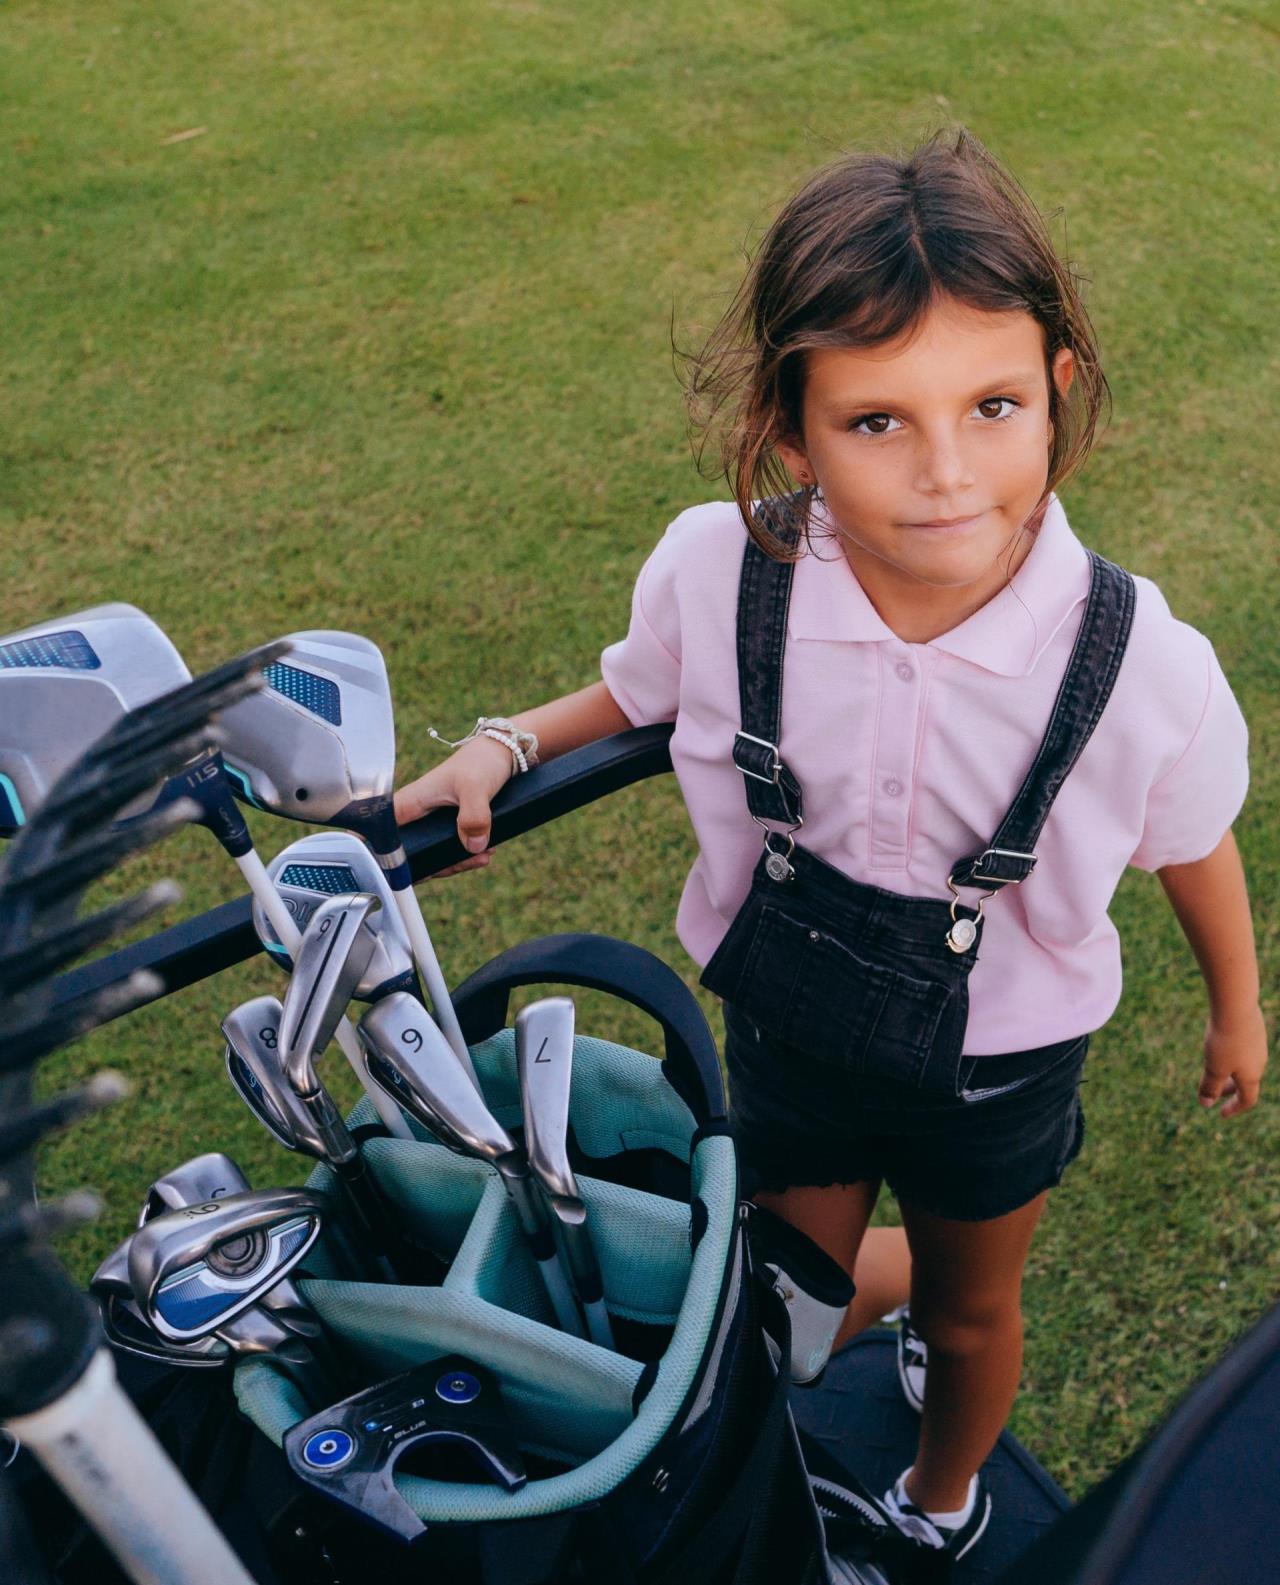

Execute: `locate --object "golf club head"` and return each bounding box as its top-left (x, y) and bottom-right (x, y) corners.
top-left (514, 998), bottom-right (579, 1204)
top-left (278, 892), bottom-right (379, 1098)
top-left (0, 605), bottom-right (189, 833)
top-left (137, 1151), bottom-right (308, 1314)
top-left (102, 1295), bottom-right (233, 1367)
top-left (514, 998), bottom-right (613, 1348)
top-left (219, 632), bottom-right (400, 850)
top-left (138, 1152), bottom-right (250, 1228)
top-left (127, 1187), bottom-right (324, 1344)
top-left (92, 1233), bottom-right (232, 1367)
top-left (251, 832), bottom-right (418, 1001)
top-left (0, 603), bottom-right (258, 865)
top-left (222, 996), bottom-right (355, 1164)
top-left (358, 993), bottom-right (511, 1164)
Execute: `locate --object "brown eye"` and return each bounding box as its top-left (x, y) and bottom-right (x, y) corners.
top-left (851, 413), bottom-right (896, 435)
top-left (976, 398), bottom-right (1017, 420)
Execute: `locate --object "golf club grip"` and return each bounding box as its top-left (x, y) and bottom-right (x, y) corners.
top-left (450, 934), bottom-right (726, 1127)
top-left (8, 1351), bottom-right (258, 1585)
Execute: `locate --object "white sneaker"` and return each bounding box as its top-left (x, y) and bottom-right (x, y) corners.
top-left (882, 1470), bottom-right (993, 1563)
top-left (895, 1308), bottom-right (927, 1413)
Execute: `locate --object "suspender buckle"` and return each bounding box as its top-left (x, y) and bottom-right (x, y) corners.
top-left (734, 731), bottom-right (783, 787)
top-left (965, 847), bottom-right (1038, 887)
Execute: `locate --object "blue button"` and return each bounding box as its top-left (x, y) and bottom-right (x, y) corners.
top-left (302, 1429), bottom-right (357, 1470)
top-left (436, 1370), bottom-right (481, 1405)
top-left (363, 1419), bottom-right (382, 1433)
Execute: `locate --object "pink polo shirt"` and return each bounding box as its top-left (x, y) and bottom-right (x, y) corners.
top-left (600, 495), bottom-right (1249, 1055)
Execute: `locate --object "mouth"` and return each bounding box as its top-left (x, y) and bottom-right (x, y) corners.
top-left (906, 511), bottom-right (985, 533)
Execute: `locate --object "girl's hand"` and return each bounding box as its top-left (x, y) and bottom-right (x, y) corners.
top-left (393, 736), bottom-right (515, 880)
top-left (1197, 1003), bottom-right (1269, 1118)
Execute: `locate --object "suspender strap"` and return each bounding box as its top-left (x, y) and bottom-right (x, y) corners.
top-left (731, 496), bottom-right (805, 827)
top-left (950, 551), bottom-right (1136, 888)
top-left (730, 501), bottom-right (1137, 892)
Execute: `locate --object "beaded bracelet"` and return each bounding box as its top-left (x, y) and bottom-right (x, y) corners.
top-left (426, 716), bottom-right (540, 774)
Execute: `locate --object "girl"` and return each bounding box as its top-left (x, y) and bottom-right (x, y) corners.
top-left (395, 127), bottom-right (1265, 1573)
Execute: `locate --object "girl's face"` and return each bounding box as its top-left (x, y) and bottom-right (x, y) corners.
top-left (776, 295), bottom-right (1075, 637)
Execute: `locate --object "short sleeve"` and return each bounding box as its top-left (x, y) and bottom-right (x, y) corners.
top-left (1129, 640), bottom-right (1249, 870)
top-left (599, 533), bottom-right (682, 728)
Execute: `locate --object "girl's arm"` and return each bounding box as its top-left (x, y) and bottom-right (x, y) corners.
top-left (395, 681), bottom-right (635, 876)
top-left (1157, 828), bottom-right (1268, 1117)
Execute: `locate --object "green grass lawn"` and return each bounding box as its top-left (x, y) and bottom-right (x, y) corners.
top-left (3, 0), bottom-right (1276, 1499)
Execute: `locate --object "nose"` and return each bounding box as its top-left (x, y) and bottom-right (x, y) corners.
top-left (913, 426), bottom-right (976, 501)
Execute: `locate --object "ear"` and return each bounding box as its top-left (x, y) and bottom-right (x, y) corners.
top-left (774, 435), bottom-right (813, 487)
top-left (1050, 346), bottom-right (1075, 402)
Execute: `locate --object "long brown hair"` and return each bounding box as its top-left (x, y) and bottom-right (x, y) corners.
top-left (681, 126), bottom-right (1110, 560)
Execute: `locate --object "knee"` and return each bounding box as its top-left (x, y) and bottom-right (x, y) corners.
top-left (911, 1294), bottom-right (1022, 1360)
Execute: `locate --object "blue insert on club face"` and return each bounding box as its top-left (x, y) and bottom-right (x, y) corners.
top-left (262, 661), bottom-right (342, 726)
top-left (0, 630), bottom-right (101, 671)
top-left (152, 1217), bottom-right (314, 1335)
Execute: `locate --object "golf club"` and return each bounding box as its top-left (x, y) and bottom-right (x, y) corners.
top-left (515, 997), bottom-right (615, 1349)
top-left (1, 680), bottom-right (261, 1585)
top-left (251, 830), bottom-right (422, 1005)
top-left (126, 1188), bottom-right (325, 1345)
top-left (137, 1151), bottom-right (251, 1227)
top-left (0, 605), bottom-right (410, 1137)
top-left (218, 630), bottom-right (480, 1089)
top-left (358, 991), bottom-right (585, 1337)
top-left (94, 1160), bottom-right (340, 1403)
top-left (222, 995), bottom-right (418, 1282)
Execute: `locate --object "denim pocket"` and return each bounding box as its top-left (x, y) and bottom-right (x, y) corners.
top-left (709, 902), bottom-right (957, 1090)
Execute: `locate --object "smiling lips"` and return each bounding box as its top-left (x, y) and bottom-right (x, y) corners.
top-left (908, 512), bottom-right (985, 530)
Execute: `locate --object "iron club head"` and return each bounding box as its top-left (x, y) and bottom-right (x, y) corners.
top-left (358, 993), bottom-right (511, 1164)
top-left (515, 998), bottom-right (579, 1204)
top-left (138, 1152), bottom-right (250, 1228)
top-left (252, 832), bottom-right (418, 1002)
top-left (126, 1187), bottom-right (325, 1344)
top-left (222, 996), bottom-right (356, 1166)
top-left (277, 892), bottom-right (379, 1099)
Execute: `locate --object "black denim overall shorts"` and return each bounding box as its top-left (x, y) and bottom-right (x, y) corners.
top-left (699, 494), bottom-right (1136, 1216)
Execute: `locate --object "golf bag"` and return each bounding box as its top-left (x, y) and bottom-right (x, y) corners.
top-left (222, 931), bottom-right (828, 1584)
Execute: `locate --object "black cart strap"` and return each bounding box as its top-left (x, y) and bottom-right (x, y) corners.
top-left (449, 933), bottom-right (727, 1127)
top-left (950, 551), bottom-right (1135, 888)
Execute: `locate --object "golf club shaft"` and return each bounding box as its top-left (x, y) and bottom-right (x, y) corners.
top-left (7, 1351), bottom-right (257, 1585)
top-left (329, 1154), bottom-right (409, 1284)
top-left (501, 1168), bottom-right (586, 1337)
top-left (237, 849), bottom-right (412, 1139)
top-left (556, 1218), bottom-right (615, 1350)
top-left (391, 888), bottom-right (482, 1091)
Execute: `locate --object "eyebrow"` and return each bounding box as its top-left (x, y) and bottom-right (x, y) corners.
top-left (820, 370), bottom-right (1044, 416)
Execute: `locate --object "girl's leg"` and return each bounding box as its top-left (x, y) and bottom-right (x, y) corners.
top-left (898, 1190), bottom-right (1049, 1514)
top-left (754, 1178), bottom-right (882, 1324)
top-left (754, 1183), bottom-right (909, 1346)
top-left (844, 1226), bottom-right (911, 1342)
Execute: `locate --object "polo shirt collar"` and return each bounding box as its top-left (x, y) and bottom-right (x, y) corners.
top-left (788, 494), bottom-right (1091, 677)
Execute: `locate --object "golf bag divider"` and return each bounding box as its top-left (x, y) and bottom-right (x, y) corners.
top-left (232, 933), bottom-right (824, 1580)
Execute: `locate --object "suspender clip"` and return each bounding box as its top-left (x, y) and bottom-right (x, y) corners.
top-left (751, 814), bottom-right (804, 883)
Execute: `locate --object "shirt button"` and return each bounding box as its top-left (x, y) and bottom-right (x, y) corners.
top-left (884, 778), bottom-right (903, 797)
top-left (895, 663), bottom-right (913, 682)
